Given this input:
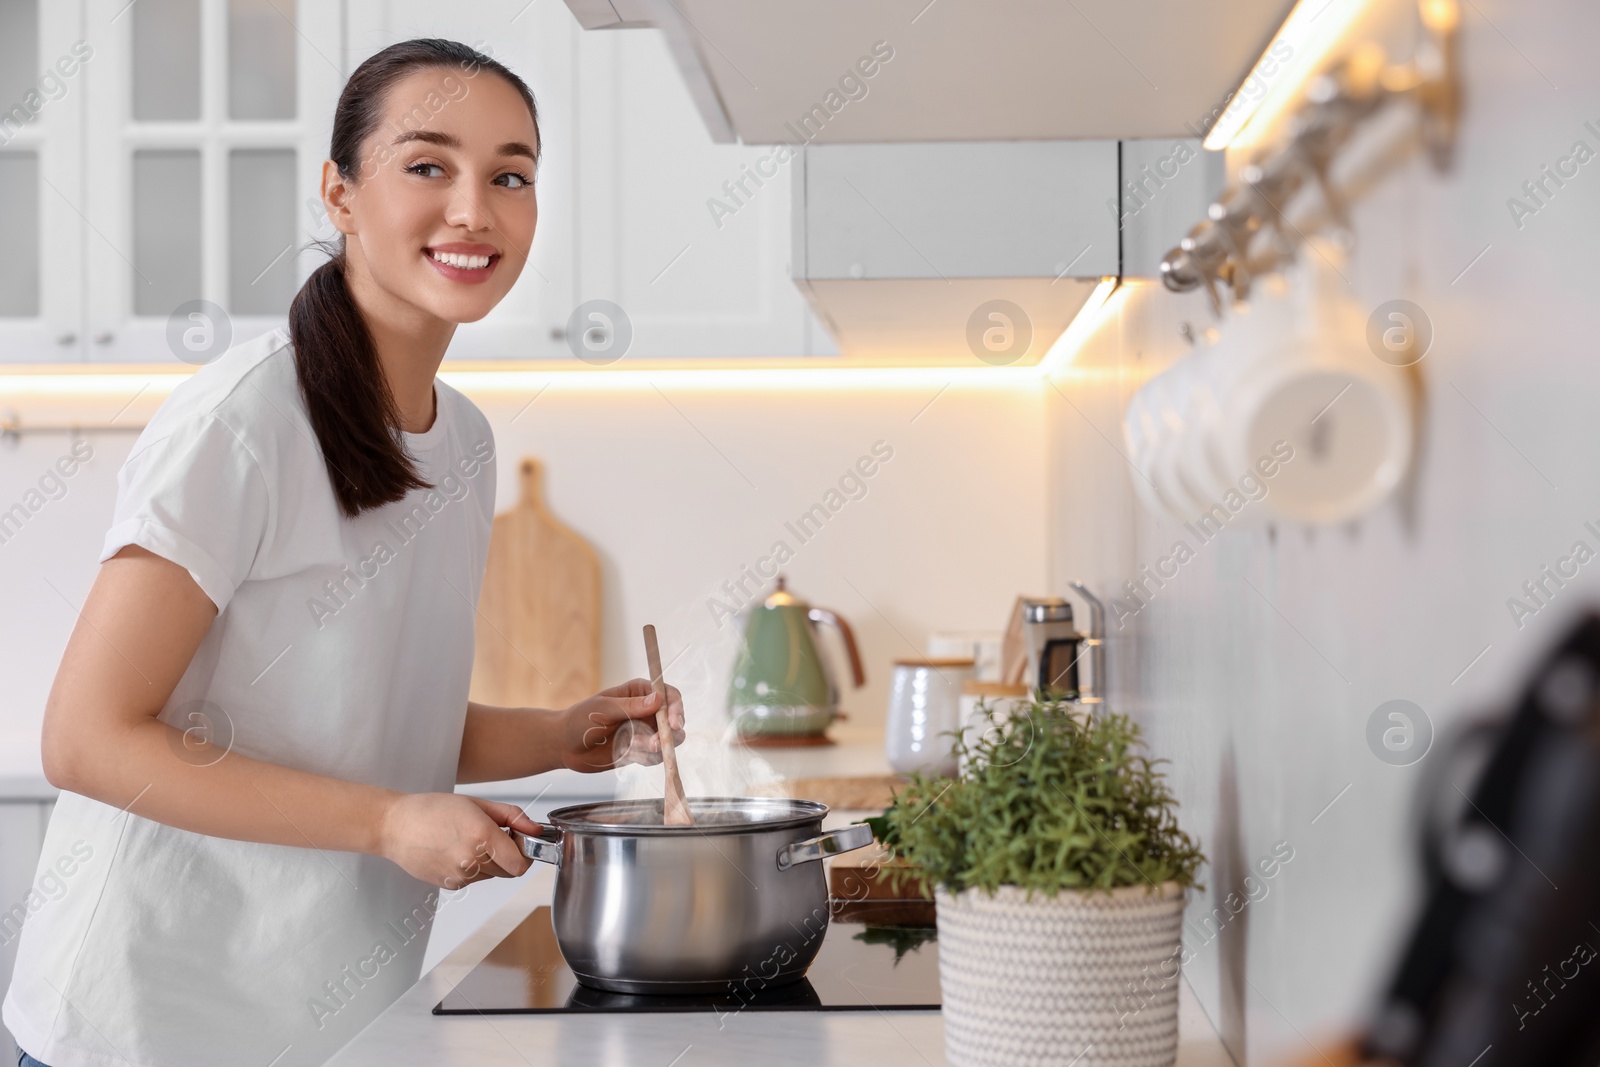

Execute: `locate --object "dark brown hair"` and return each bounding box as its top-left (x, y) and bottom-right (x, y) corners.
top-left (291, 39), bottom-right (540, 517)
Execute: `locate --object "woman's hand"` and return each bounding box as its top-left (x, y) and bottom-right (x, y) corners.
top-left (377, 792), bottom-right (539, 889)
top-left (558, 679), bottom-right (686, 772)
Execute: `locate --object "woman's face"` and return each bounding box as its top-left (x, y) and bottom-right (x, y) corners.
top-left (324, 65), bottom-right (539, 325)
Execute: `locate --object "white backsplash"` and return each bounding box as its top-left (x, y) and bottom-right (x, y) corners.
top-left (1046, 1), bottom-right (1600, 1058)
top-left (0, 380), bottom-right (1049, 768)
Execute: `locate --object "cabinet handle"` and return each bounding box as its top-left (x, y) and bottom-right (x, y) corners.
top-left (93, 332), bottom-right (115, 345)
top-left (56, 332), bottom-right (77, 345)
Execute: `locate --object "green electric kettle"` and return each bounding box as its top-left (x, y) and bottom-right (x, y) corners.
top-left (727, 576), bottom-right (865, 741)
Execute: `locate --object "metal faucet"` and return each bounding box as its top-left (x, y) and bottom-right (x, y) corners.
top-left (1068, 581), bottom-right (1106, 705)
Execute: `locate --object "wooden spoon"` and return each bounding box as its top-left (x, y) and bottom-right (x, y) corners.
top-left (643, 625), bottom-right (694, 826)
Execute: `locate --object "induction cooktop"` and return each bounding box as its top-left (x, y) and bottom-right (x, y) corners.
top-left (434, 899), bottom-right (941, 1015)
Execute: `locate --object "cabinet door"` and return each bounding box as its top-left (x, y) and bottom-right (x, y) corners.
top-left (345, 0), bottom-right (578, 360)
top-left (81, 0), bottom-right (343, 363)
top-left (0, 1), bottom-right (85, 363)
top-left (575, 28), bottom-right (835, 358)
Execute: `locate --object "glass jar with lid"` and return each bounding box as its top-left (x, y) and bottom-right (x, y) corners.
top-left (1022, 597), bottom-right (1079, 700)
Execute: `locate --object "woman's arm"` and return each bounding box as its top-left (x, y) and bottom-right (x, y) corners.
top-left (43, 546), bottom-right (535, 887)
top-left (456, 680), bottom-right (687, 784)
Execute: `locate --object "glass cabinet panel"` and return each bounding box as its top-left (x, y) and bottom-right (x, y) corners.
top-left (0, 0), bottom-right (39, 119)
top-left (0, 0), bottom-right (83, 360)
top-left (132, 0), bottom-right (201, 121)
top-left (0, 153), bottom-right (40, 317)
top-left (228, 147), bottom-right (297, 313)
top-left (132, 150), bottom-right (203, 316)
top-left (228, 0), bottom-right (296, 120)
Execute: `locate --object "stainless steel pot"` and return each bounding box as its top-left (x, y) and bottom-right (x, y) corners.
top-left (510, 796), bottom-right (874, 994)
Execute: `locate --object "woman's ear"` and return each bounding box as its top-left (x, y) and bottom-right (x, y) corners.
top-left (321, 159), bottom-right (357, 237)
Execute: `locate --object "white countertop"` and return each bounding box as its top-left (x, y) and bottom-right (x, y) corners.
top-left (7, 722), bottom-right (1234, 1063)
top-left (0, 723), bottom-right (897, 804)
top-left (0, 733), bottom-right (57, 800)
top-left (327, 859), bottom-right (1235, 1067)
top-left (467, 722), bottom-right (899, 803)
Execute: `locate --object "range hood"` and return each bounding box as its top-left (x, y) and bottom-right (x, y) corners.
top-left (562, 0), bottom-right (1294, 143)
top-left (790, 140), bottom-right (1117, 365)
top-left (787, 139), bottom-right (1221, 365)
top-left (563, 0), bottom-right (1238, 364)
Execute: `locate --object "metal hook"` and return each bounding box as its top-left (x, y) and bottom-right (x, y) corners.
top-left (1154, 0), bottom-right (1461, 319)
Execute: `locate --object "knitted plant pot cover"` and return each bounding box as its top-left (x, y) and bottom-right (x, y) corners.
top-left (934, 882), bottom-right (1187, 1067)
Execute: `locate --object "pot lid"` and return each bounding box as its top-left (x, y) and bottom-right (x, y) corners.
top-left (547, 796), bottom-right (828, 835)
top-left (1023, 597), bottom-right (1073, 623)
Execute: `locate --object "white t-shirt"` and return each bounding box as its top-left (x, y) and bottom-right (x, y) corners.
top-left (3, 325), bottom-right (498, 1067)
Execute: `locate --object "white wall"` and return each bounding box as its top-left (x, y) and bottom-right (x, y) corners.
top-left (0, 376), bottom-right (1047, 770)
top-left (1046, 1), bottom-right (1600, 1060)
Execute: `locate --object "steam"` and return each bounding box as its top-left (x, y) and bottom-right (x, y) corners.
top-left (613, 591), bottom-right (786, 802)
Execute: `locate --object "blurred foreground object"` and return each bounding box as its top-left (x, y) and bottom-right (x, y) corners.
top-left (1363, 613), bottom-right (1600, 1066)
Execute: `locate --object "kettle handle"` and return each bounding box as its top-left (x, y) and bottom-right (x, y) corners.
top-left (807, 607), bottom-right (866, 688)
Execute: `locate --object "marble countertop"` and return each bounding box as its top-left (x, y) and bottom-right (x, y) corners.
top-left (326, 859), bottom-right (1235, 1067)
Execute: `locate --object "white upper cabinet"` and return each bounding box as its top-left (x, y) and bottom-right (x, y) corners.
top-left (79, 0), bottom-right (341, 364)
top-left (350, 3), bottom-right (831, 360)
top-left (571, 27), bottom-right (834, 359)
top-left (0, 0), bottom-right (85, 362)
top-left (345, 0), bottom-right (580, 361)
top-left (6, 0), bottom-right (828, 363)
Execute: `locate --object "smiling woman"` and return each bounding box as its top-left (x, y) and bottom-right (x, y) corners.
top-left (293, 39), bottom-right (540, 517)
top-left (1, 38), bottom-right (684, 1067)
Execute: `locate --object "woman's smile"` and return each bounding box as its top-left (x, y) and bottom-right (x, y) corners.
top-left (320, 66), bottom-right (540, 332)
top-left (425, 241), bottom-right (501, 284)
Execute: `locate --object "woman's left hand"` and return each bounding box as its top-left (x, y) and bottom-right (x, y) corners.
top-left (558, 678), bottom-right (686, 772)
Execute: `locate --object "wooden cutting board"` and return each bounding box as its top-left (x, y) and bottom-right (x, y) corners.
top-left (748, 775), bottom-right (904, 811)
top-left (470, 457), bottom-right (601, 710)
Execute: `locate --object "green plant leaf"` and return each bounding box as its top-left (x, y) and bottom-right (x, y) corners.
top-left (874, 696), bottom-right (1206, 897)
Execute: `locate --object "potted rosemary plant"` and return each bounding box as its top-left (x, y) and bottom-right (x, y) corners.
top-left (873, 697), bottom-right (1205, 1067)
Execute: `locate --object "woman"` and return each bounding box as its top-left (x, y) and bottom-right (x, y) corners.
top-left (2, 39), bottom-right (683, 1067)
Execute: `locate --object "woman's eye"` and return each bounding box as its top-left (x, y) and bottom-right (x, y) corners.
top-left (406, 162), bottom-right (446, 178)
top-left (496, 171), bottom-right (533, 189)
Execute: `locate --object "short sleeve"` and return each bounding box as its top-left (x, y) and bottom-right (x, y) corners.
top-left (100, 414), bottom-right (272, 613)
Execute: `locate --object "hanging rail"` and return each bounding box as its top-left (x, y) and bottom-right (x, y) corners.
top-left (1159, 0), bottom-right (1461, 316)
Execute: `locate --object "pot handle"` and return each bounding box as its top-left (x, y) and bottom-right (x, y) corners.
top-left (510, 825), bottom-right (563, 866)
top-left (776, 823), bottom-right (874, 871)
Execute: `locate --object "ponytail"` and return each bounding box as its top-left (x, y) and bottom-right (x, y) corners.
top-left (289, 255), bottom-right (430, 517)
top-left (291, 39), bottom-right (541, 517)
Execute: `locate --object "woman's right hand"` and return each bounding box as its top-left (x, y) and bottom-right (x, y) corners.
top-left (377, 792), bottom-right (539, 889)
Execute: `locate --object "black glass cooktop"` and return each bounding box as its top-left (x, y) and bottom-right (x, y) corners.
top-left (435, 899), bottom-right (940, 1014)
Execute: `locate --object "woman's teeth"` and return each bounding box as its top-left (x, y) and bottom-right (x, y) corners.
top-left (429, 250), bottom-right (492, 269)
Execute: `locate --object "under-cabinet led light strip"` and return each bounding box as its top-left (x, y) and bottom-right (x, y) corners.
top-left (1203, 0), bottom-right (1373, 151)
top-left (0, 279), bottom-right (1124, 418)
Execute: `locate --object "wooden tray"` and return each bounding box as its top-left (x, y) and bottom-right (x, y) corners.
top-left (748, 774), bottom-right (904, 811)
